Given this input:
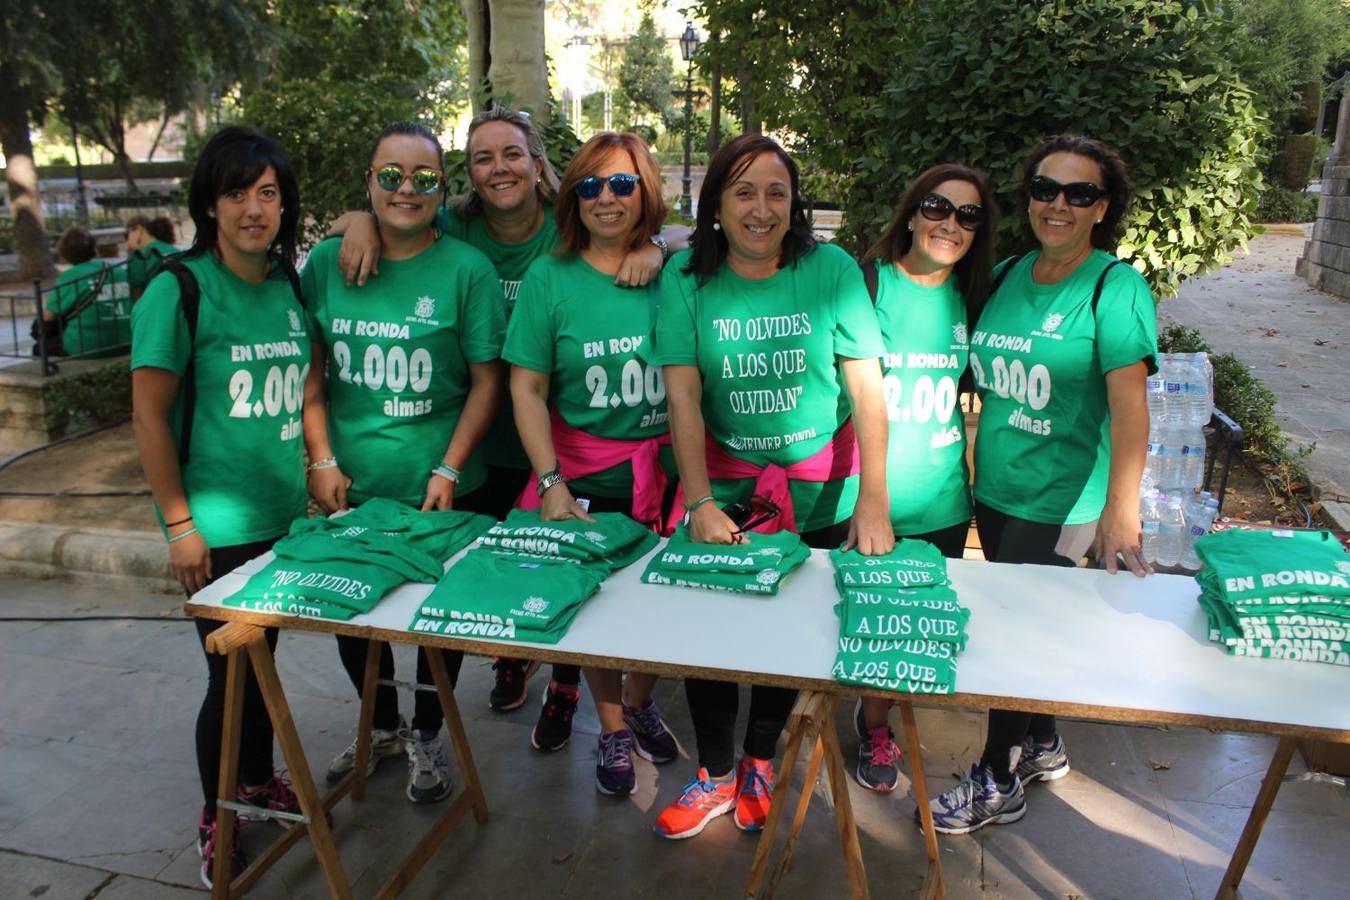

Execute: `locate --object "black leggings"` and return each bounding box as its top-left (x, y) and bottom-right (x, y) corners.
top-left (903, 518), bottom-right (970, 560)
top-left (974, 501), bottom-right (1096, 781)
top-left (684, 518), bottom-right (849, 778)
top-left (195, 538), bottom-right (281, 820)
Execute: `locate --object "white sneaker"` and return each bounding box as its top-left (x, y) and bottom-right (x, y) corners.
top-left (405, 728), bottom-right (453, 803)
top-left (325, 717), bottom-right (406, 785)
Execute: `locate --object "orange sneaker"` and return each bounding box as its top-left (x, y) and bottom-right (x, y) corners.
top-left (652, 768), bottom-right (737, 839)
top-left (734, 755), bottom-right (775, 832)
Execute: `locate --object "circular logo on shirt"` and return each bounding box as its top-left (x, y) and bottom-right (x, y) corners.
top-left (584, 531), bottom-right (606, 544)
top-left (522, 596), bottom-right (550, 615)
top-left (952, 323), bottom-right (967, 345)
top-left (414, 296), bottom-right (436, 319)
top-left (288, 309), bottom-right (301, 332)
top-left (1041, 313), bottom-right (1064, 333)
top-left (756, 570), bottom-right (781, 585)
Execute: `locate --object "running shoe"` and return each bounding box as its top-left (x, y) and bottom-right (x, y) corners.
top-left (734, 755), bottom-right (775, 832)
top-left (490, 657), bottom-right (541, 711)
top-left (595, 729), bottom-right (636, 796)
top-left (405, 727), bottom-right (454, 803)
top-left (855, 725), bottom-right (903, 793)
top-left (531, 680), bottom-right (580, 753)
top-left (325, 717), bottom-right (407, 785)
top-left (235, 773), bottom-right (301, 826)
top-left (198, 809), bottom-right (246, 889)
top-left (1015, 735), bottom-right (1070, 783)
top-left (924, 764), bottom-right (1025, 835)
top-left (622, 698), bottom-right (678, 764)
top-left (653, 768), bottom-right (738, 839)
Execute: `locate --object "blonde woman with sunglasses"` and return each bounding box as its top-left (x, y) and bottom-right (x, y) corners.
top-left (301, 121), bottom-right (506, 806)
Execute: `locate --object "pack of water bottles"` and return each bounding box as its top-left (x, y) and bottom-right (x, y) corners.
top-left (1140, 353), bottom-right (1217, 570)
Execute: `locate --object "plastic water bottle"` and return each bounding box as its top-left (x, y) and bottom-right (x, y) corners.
top-left (1176, 425), bottom-right (1207, 492)
top-left (1155, 494), bottom-right (1186, 567)
top-left (1156, 424), bottom-right (1183, 490)
top-left (1180, 498), bottom-right (1220, 571)
top-left (1162, 363), bottom-right (1187, 428)
top-left (1145, 371), bottom-right (1167, 425)
top-left (1183, 490), bottom-right (1213, 525)
top-left (1140, 490), bottom-right (1162, 564)
top-left (1144, 427), bottom-right (1166, 487)
top-left (1186, 355), bottom-right (1213, 427)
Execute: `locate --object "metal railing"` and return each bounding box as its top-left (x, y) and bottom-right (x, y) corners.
top-left (2, 257), bottom-right (134, 375)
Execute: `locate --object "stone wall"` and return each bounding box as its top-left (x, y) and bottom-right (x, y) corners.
top-left (1297, 92), bottom-right (1350, 299)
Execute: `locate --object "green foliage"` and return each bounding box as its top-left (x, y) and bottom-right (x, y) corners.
top-left (443, 109), bottom-right (580, 201)
top-left (237, 0), bottom-right (467, 243)
top-left (43, 359), bottom-right (132, 433)
top-left (1157, 324), bottom-right (1309, 478)
top-left (1253, 186), bottom-right (1319, 223)
top-left (618, 12), bottom-right (676, 127)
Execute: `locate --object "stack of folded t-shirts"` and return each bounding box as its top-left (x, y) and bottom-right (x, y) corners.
top-left (828, 540), bottom-right (971, 694)
top-left (1193, 528), bottom-right (1350, 667)
top-left (225, 498), bottom-right (495, 621)
top-left (409, 509), bottom-right (658, 644)
top-left (640, 526), bottom-right (810, 595)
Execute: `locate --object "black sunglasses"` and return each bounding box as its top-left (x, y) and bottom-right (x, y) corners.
top-left (918, 193), bottom-right (983, 231)
top-left (1029, 175), bottom-right (1106, 207)
top-left (723, 494), bottom-right (782, 535)
top-left (575, 173), bottom-right (640, 200)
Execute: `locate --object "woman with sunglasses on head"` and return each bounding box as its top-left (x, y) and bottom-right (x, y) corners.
top-left (648, 133), bottom-right (893, 840)
top-left (851, 163), bottom-right (997, 794)
top-left (504, 131), bottom-right (678, 796)
top-left (301, 121), bottom-right (505, 806)
top-left (925, 134), bottom-right (1156, 836)
top-left (131, 126), bottom-right (306, 887)
top-left (333, 108), bottom-right (687, 744)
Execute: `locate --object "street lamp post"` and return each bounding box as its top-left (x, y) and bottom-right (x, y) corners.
top-left (678, 23), bottom-right (700, 217)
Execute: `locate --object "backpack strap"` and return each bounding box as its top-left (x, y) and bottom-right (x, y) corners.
top-left (161, 258), bottom-right (201, 466)
top-left (986, 253), bottom-right (1026, 304)
top-left (1091, 259), bottom-right (1125, 315)
top-left (58, 263), bottom-right (111, 328)
top-left (861, 258), bottom-right (880, 305)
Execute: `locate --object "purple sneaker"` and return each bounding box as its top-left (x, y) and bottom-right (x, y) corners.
top-left (596, 729), bottom-right (636, 796)
top-left (622, 698), bottom-right (678, 764)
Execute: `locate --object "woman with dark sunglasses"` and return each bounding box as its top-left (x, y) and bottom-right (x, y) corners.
top-left (851, 163), bottom-right (997, 794)
top-left (648, 133), bottom-right (893, 840)
top-left (925, 134), bottom-right (1156, 836)
top-left (331, 108), bottom-right (688, 748)
top-left (504, 131), bottom-right (679, 797)
top-left (301, 121), bottom-right (506, 807)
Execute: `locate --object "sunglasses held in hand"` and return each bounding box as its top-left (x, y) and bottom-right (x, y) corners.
top-left (574, 173), bottom-right (640, 200)
top-left (723, 494), bottom-right (782, 535)
top-left (374, 165), bottom-right (443, 195)
top-left (1028, 175), bottom-right (1106, 207)
top-left (918, 193), bottom-right (983, 231)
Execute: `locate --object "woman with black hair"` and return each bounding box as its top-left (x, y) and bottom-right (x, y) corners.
top-left (647, 133), bottom-right (892, 840)
top-left (131, 125), bottom-right (307, 888)
top-left (926, 134), bottom-right (1155, 836)
top-left (851, 163), bottom-right (997, 793)
top-left (301, 121), bottom-right (505, 806)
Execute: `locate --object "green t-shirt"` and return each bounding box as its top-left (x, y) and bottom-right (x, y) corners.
top-left (47, 259), bottom-right (132, 355)
top-left (831, 636), bottom-right (957, 693)
top-left (128, 240), bottom-right (178, 296)
top-left (477, 509), bottom-right (658, 572)
top-left (971, 250), bottom-right (1157, 525)
top-left (504, 253), bottom-right (666, 496)
top-left (649, 243), bottom-right (885, 531)
top-left (131, 253), bottom-right (309, 546)
top-left (438, 207), bottom-right (560, 471)
top-left (873, 262), bottom-right (972, 533)
top-left (642, 526), bottom-right (811, 595)
top-left (1193, 529), bottom-right (1350, 603)
top-left (303, 235), bottom-right (505, 506)
top-left (830, 540), bottom-right (950, 590)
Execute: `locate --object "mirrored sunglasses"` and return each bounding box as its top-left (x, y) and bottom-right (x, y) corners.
top-left (374, 165), bottom-right (443, 195)
top-left (574, 173), bottom-right (640, 200)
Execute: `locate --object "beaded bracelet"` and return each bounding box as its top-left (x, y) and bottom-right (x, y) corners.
top-left (307, 456), bottom-right (338, 472)
top-left (683, 494), bottom-right (715, 513)
top-left (432, 463), bottom-right (461, 483)
top-left (167, 526), bottom-right (199, 544)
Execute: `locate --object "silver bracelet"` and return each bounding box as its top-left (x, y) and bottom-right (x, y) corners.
top-left (432, 463), bottom-right (460, 483)
top-left (167, 526), bottom-right (199, 544)
top-left (536, 468), bottom-right (566, 497)
top-left (649, 233), bottom-right (670, 262)
top-left (307, 456), bottom-right (338, 472)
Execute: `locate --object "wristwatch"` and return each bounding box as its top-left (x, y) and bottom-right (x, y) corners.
top-left (536, 466), bottom-right (566, 497)
top-left (649, 233), bottom-right (670, 263)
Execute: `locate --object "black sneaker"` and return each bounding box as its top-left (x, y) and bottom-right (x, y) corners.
top-left (531, 680), bottom-right (580, 752)
top-left (198, 809), bottom-right (246, 889)
top-left (490, 657), bottom-right (540, 711)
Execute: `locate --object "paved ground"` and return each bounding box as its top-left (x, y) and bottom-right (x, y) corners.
top-left (1, 575), bottom-right (1348, 899)
top-left (1164, 229), bottom-right (1350, 507)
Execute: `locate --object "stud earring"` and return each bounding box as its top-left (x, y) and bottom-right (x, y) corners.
top-left (712, 221), bottom-right (721, 231)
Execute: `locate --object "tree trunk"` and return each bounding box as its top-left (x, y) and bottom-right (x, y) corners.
top-left (461, 0), bottom-right (489, 113)
top-left (707, 30), bottom-right (722, 155)
top-left (0, 62), bottom-right (56, 281)
top-left (737, 64), bottom-right (761, 135)
top-left (490, 0), bottom-right (550, 122)
top-left (146, 108), bottom-right (171, 161)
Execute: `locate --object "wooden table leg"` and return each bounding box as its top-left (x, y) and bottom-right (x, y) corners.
top-left (898, 701), bottom-right (943, 900)
top-left (245, 637), bottom-right (353, 900)
top-left (819, 697), bottom-right (870, 900)
top-left (1216, 735), bottom-right (1297, 900)
top-left (746, 691), bottom-right (822, 898)
top-left (210, 634), bottom-right (248, 900)
top-left (351, 639), bottom-right (382, 802)
top-left (765, 736), bottom-right (827, 896)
